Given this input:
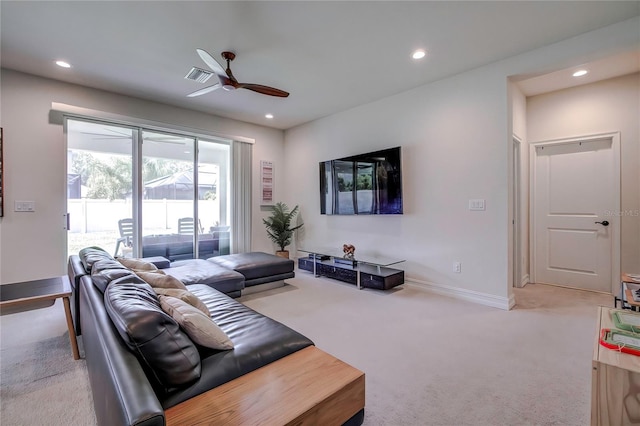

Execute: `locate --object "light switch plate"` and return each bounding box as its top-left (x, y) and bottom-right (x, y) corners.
top-left (14, 201), bottom-right (35, 212)
top-left (469, 199), bottom-right (485, 211)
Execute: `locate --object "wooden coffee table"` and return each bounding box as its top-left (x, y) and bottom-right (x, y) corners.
top-left (0, 276), bottom-right (80, 360)
top-left (165, 346), bottom-right (365, 425)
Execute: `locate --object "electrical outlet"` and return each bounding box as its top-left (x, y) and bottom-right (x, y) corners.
top-left (453, 262), bottom-right (461, 273)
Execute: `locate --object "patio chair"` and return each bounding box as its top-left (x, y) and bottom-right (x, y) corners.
top-left (178, 217), bottom-right (195, 235)
top-left (115, 218), bottom-right (133, 256)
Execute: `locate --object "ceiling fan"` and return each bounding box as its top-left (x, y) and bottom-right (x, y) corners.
top-left (187, 49), bottom-right (289, 98)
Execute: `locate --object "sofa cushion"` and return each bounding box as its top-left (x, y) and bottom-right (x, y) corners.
top-left (91, 259), bottom-right (138, 293)
top-left (117, 257), bottom-right (159, 272)
top-left (161, 284), bottom-right (314, 409)
top-left (79, 246), bottom-right (113, 273)
top-left (104, 281), bottom-right (201, 389)
top-left (158, 295), bottom-right (233, 350)
top-left (164, 259), bottom-right (245, 294)
top-left (135, 271), bottom-right (187, 290)
top-left (207, 252), bottom-right (294, 280)
top-left (153, 288), bottom-right (210, 316)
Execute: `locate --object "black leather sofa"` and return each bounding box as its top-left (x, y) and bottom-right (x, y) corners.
top-left (75, 247), bottom-right (316, 426)
top-left (68, 248), bottom-right (295, 336)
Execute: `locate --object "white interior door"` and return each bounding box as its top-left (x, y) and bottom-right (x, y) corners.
top-left (532, 135), bottom-right (619, 293)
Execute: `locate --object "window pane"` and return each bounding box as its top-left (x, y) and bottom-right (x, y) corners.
top-left (198, 140), bottom-right (230, 257)
top-left (141, 131), bottom-right (195, 260)
top-left (66, 119), bottom-right (134, 257)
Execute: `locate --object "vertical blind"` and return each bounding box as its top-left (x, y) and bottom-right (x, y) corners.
top-left (231, 140), bottom-right (252, 253)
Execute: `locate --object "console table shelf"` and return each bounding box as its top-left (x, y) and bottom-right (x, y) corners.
top-left (298, 256), bottom-right (404, 290)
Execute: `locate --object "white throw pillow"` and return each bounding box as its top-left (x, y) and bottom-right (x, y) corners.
top-left (159, 296), bottom-right (234, 350)
top-left (153, 287), bottom-right (210, 317)
top-left (136, 271), bottom-right (187, 290)
top-left (117, 257), bottom-right (159, 272)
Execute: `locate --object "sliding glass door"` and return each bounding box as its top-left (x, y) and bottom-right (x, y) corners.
top-left (66, 118), bottom-right (232, 260)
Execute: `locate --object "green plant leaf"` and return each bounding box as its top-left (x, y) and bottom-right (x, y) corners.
top-left (263, 202), bottom-right (304, 251)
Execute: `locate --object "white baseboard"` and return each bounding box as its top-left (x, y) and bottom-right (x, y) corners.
top-left (405, 277), bottom-right (513, 310)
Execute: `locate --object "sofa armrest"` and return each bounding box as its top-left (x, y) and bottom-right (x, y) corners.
top-left (79, 276), bottom-right (165, 426)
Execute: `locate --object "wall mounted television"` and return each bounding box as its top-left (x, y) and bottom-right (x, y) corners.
top-left (320, 146), bottom-right (403, 215)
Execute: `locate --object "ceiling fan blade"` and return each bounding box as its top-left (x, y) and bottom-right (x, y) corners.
top-left (237, 83), bottom-right (289, 98)
top-left (187, 83), bottom-right (221, 97)
top-left (196, 48), bottom-right (227, 77)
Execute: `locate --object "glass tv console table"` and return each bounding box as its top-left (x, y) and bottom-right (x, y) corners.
top-left (297, 248), bottom-right (405, 290)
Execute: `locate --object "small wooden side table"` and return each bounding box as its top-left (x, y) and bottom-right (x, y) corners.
top-left (0, 276), bottom-right (80, 360)
top-left (591, 306), bottom-right (640, 425)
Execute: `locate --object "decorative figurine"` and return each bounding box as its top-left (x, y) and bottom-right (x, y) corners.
top-left (343, 244), bottom-right (356, 259)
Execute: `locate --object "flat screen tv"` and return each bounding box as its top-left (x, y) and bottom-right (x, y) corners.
top-left (320, 146), bottom-right (403, 215)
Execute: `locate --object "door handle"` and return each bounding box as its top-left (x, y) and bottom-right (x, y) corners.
top-left (595, 220), bottom-right (609, 227)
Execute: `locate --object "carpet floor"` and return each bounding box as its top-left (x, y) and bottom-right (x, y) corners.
top-left (0, 273), bottom-right (613, 425)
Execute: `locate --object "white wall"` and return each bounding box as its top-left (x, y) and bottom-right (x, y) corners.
top-left (0, 69), bottom-right (285, 283)
top-left (285, 66), bottom-right (511, 307)
top-left (527, 72), bottom-right (640, 276)
top-left (283, 17), bottom-right (639, 309)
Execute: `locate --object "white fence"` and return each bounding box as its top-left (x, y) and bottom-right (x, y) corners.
top-left (68, 199), bottom-right (221, 234)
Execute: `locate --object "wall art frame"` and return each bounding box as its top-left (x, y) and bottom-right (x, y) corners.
top-left (260, 160), bottom-right (274, 205)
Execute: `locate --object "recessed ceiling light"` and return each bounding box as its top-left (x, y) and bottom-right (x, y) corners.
top-left (265, 114), bottom-right (274, 119)
top-left (56, 60), bottom-right (71, 68)
top-left (412, 50), bottom-right (426, 60)
top-left (572, 70), bottom-right (588, 77)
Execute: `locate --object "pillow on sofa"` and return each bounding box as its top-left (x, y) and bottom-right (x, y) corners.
top-left (117, 257), bottom-right (158, 272)
top-left (104, 282), bottom-right (201, 388)
top-left (153, 288), bottom-right (210, 316)
top-left (159, 296), bottom-right (234, 350)
top-left (136, 271), bottom-right (187, 290)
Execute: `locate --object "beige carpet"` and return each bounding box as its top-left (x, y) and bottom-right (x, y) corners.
top-left (0, 299), bottom-right (96, 426)
top-left (240, 277), bottom-right (613, 426)
top-left (0, 275), bottom-right (613, 425)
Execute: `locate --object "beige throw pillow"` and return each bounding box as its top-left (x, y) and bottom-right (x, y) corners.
top-left (159, 296), bottom-right (234, 350)
top-left (136, 271), bottom-right (187, 290)
top-left (117, 258), bottom-right (159, 272)
top-left (153, 288), bottom-right (210, 317)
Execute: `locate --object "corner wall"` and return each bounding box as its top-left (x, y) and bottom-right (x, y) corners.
top-left (0, 69), bottom-right (285, 283)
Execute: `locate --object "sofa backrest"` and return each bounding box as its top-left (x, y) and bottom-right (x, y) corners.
top-left (78, 246), bottom-right (114, 273)
top-left (104, 281), bottom-right (202, 389)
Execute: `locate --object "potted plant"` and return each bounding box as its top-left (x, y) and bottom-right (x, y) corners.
top-left (263, 202), bottom-right (303, 259)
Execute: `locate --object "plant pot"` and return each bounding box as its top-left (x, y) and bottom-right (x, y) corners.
top-left (275, 250), bottom-right (290, 259)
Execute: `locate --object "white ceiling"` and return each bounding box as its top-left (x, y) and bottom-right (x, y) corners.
top-left (2, 1), bottom-right (639, 130)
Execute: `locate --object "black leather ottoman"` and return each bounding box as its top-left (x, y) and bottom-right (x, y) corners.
top-left (207, 252), bottom-right (295, 290)
top-left (164, 259), bottom-right (245, 297)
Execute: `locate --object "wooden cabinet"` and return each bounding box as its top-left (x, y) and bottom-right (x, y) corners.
top-left (592, 306), bottom-right (640, 425)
